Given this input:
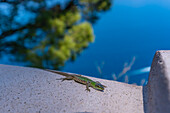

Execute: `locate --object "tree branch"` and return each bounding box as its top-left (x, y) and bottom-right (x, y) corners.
top-left (0, 24), bottom-right (36, 39)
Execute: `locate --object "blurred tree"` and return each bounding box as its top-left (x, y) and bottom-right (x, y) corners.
top-left (0, 0), bottom-right (112, 69)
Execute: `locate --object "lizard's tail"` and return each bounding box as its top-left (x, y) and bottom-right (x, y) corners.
top-left (44, 69), bottom-right (72, 77)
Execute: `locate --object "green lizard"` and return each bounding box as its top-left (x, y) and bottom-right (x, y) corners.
top-left (45, 69), bottom-right (106, 92)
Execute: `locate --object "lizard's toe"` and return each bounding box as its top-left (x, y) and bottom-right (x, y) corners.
top-left (85, 88), bottom-right (90, 92)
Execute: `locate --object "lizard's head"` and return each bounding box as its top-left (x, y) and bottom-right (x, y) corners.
top-left (95, 81), bottom-right (107, 91)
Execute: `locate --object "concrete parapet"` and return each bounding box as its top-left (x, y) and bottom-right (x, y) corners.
top-left (144, 50), bottom-right (170, 113)
top-left (0, 65), bottom-right (143, 113)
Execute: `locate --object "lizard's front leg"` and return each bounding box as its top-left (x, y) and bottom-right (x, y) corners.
top-left (85, 81), bottom-right (91, 92)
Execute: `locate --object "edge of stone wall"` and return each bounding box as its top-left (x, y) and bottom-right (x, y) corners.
top-left (144, 50), bottom-right (170, 113)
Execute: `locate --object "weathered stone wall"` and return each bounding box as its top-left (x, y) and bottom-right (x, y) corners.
top-left (144, 50), bottom-right (170, 113)
top-left (0, 65), bottom-right (143, 113)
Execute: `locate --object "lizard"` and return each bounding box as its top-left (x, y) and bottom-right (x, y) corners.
top-left (45, 69), bottom-right (107, 92)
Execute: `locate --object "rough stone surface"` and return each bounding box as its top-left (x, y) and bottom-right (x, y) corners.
top-left (144, 50), bottom-right (170, 113)
top-left (0, 64), bottom-right (144, 113)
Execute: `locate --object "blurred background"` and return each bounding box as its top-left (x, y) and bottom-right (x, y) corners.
top-left (0, 0), bottom-right (170, 85)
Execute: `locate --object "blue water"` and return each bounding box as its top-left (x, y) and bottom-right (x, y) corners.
top-left (63, 0), bottom-right (170, 85)
top-left (1, 0), bottom-right (170, 85)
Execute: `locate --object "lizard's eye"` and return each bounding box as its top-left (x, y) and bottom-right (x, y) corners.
top-left (96, 81), bottom-right (107, 88)
top-left (95, 83), bottom-right (103, 88)
top-left (95, 84), bottom-right (99, 87)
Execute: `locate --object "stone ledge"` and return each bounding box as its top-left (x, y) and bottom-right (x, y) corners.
top-left (0, 64), bottom-right (144, 113)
